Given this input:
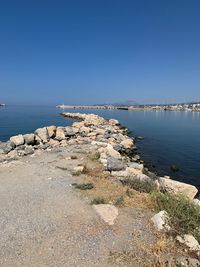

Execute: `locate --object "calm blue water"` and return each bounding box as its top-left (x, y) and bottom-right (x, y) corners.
top-left (0, 105), bottom-right (200, 187)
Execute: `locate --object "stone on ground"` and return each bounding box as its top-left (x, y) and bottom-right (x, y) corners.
top-left (93, 204), bottom-right (118, 225)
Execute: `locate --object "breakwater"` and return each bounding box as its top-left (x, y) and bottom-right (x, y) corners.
top-left (0, 111), bottom-right (198, 201)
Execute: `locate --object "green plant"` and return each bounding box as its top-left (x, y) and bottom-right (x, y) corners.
top-left (88, 151), bottom-right (100, 161)
top-left (72, 182), bottom-right (94, 190)
top-left (115, 196), bottom-right (124, 206)
top-left (121, 178), bottom-right (158, 193)
top-left (91, 197), bottom-right (107, 205)
top-left (152, 192), bottom-right (200, 243)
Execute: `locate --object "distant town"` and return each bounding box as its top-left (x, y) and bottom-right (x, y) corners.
top-left (57, 102), bottom-right (200, 112)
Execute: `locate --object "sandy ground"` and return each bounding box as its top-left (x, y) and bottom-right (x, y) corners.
top-left (0, 145), bottom-right (191, 266)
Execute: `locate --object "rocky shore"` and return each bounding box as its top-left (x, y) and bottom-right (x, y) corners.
top-left (0, 112), bottom-right (198, 201)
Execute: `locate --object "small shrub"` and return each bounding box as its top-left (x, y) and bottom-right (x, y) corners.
top-left (152, 192), bottom-right (200, 243)
top-left (121, 178), bottom-right (158, 193)
top-left (72, 182), bottom-right (94, 190)
top-left (71, 171), bottom-right (82, 176)
top-left (88, 151), bottom-right (100, 161)
top-left (115, 196), bottom-right (124, 206)
top-left (91, 197), bottom-right (107, 205)
top-left (71, 155), bottom-right (78, 160)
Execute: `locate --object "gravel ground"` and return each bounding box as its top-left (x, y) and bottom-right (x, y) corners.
top-left (0, 146), bottom-right (192, 266)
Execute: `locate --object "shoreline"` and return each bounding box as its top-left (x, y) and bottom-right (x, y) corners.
top-left (0, 111), bottom-right (198, 200)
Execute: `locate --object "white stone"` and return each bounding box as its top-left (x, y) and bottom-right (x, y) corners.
top-left (151, 210), bottom-right (171, 231)
top-left (93, 204), bottom-right (118, 225)
top-left (193, 199), bottom-right (200, 206)
top-left (23, 134), bottom-right (35, 145)
top-left (159, 177), bottom-right (198, 200)
top-left (35, 127), bottom-right (49, 143)
top-left (47, 126), bottom-right (57, 138)
top-left (176, 235), bottom-right (200, 253)
top-left (10, 135), bottom-right (24, 146)
top-left (120, 138), bottom-right (134, 149)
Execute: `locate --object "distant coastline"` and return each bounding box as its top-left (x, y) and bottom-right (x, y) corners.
top-left (0, 104), bottom-right (6, 107)
top-left (56, 103), bottom-right (200, 112)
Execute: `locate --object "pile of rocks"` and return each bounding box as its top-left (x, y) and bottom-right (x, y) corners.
top-left (0, 112), bottom-right (198, 201)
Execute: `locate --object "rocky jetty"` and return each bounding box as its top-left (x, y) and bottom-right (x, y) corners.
top-left (0, 112), bottom-right (198, 200)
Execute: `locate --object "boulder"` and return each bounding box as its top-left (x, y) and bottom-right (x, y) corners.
top-left (93, 204), bottom-right (118, 225)
top-left (0, 141), bottom-right (14, 153)
top-left (193, 199), bottom-right (200, 206)
top-left (109, 119), bottom-right (119, 126)
top-left (65, 126), bottom-right (78, 137)
top-left (55, 127), bottom-right (66, 141)
top-left (98, 145), bottom-right (121, 159)
top-left (151, 210), bottom-right (171, 231)
top-left (120, 138), bottom-right (134, 149)
top-left (47, 126), bottom-right (57, 138)
top-left (128, 162), bottom-right (144, 171)
top-left (35, 128), bottom-right (49, 143)
top-left (106, 157), bottom-right (126, 171)
top-left (23, 133), bottom-right (35, 145)
top-left (125, 167), bottom-right (143, 176)
top-left (24, 146), bottom-right (34, 155)
top-left (10, 134), bottom-right (24, 146)
top-left (176, 235), bottom-right (200, 254)
top-left (48, 139), bottom-right (60, 147)
top-left (159, 177), bottom-right (198, 199)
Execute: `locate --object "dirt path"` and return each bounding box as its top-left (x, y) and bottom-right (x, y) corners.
top-left (0, 145), bottom-right (191, 266)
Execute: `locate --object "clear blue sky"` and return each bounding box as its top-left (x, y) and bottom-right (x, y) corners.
top-left (0, 0), bottom-right (200, 105)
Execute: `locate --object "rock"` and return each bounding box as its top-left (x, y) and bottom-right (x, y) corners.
top-left (73, 166), bottom-right (85, 173)
top-left (91, 141), bottom-right (108, 147)
top-left (98, 145), bottom-right (121, 159)
top-left (35, 128), bottom-right (49, 143)
top-left (48, 139), bottom-right (60, 147)
top-left (193, 199), bottom-right (200, 206)
top-left (120, 138), bottom-right (134, 149)
top-left (0, 141), bottom-right (14, 153)
top-left (55, 127), bottom-right (66, 141)
top-left (93, 204), bottom-right (118, 225)
top-left (65, 126), bottom-right (78, 137)
top-left (10, 134), bottom-right (24, 146)
top-left (23, 133), bottom-right (35, 145)
top-left (106, 157), bottom-right (126, 171)
top-left (176, 235), bottom-right (200, 254)
top-left (109, 119), bottom-right (119, 126)
top-left (7, 150), bottom-right (19, 159)
top-left (175, 257), bottom-right (200, 267)
top-left (159, 177), bottom-right (198, 199)
top-left (125, 166), bottom-right (143, 176)
top-left (24, 146), bottom-right (34, 155)
top-left (60, 139), bottom-right (68, 146)
top-left (128, 162), bottom-right (144, 171)
top-left (47, 126), bottom-right (57, 138)
top-left (151, 210), bottom-right (171, 231)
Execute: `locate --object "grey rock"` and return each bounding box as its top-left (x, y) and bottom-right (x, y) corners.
top-left (15, 145), bottom-right (26, 151)
top-left (106, 157), bottom-right (126, 171)
top-left (24, 146), bottom-right (34, 155)
top-left (0, 141), bottom-right (14, 154)
top-left (65, 126), bottom-right (78, 137)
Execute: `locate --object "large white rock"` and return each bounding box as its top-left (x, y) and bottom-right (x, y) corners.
top-left (98, 144), bottom-right (121, 159)
top-left (93, 204), bottom-right (118, 225)
top-left (10, 134), bottom-right (24, 146)
top-left (176, 235), bottom-right (200, 254)
top-left (151, 210), bottom-right (171, 231)
top-left (159, 177), bottom-right (198, 199)
top-left (120, 138), bottom-right (134, 149)
top-left (55, 127), bottom-right (66, 141)
top-left (23, 133), bottom-right (35, 145)
top-left (193, 199), bottom-right (200, 206)
top-left (35, 127), bottom-right (49, 143)
top-left (47, 126), bottom-right (57, 138)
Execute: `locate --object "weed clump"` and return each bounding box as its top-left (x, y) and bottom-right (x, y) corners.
top-left (91, 197), bottom-right (107, 205)
top-left (88, 151), bottom-right (100, 161)
top-left (152, 192), bottom-right (200, 243)
top-left (72, 182), bottom-right (94, 190)
top-left (121, 178), bottom-right (158, 193)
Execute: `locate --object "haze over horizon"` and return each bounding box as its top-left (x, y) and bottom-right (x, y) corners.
top-left (1, 0), bottom-right (200, 105)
